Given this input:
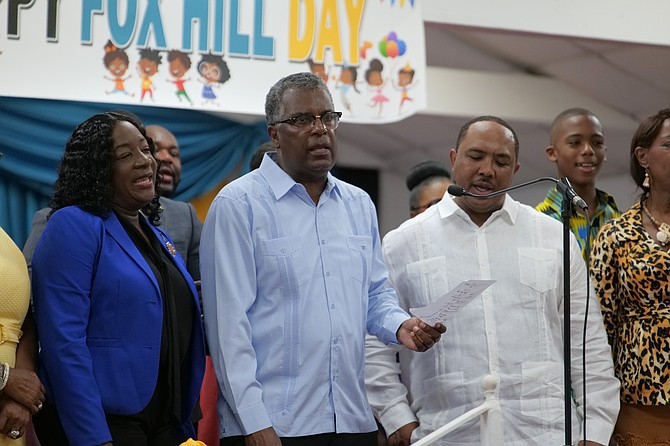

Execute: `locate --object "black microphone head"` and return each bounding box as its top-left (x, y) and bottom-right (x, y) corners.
top-left (447, 185), bottom-right (466, 197)
top-left (558, 177), bottom-right (588, 211)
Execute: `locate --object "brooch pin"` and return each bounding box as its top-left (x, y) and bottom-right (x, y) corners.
top-left (165, 241), bottom-right (177, 257)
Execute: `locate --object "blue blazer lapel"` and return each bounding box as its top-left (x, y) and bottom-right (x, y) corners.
top-left (102, 212), bottom-right (200, 315)
top-left (148, 224), bottom-right (201, 313)
top-left (102, 212), bottom-right (161, 296)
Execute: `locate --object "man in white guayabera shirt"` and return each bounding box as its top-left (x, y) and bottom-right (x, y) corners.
top-left (365, 115), bottom-right (620, 446)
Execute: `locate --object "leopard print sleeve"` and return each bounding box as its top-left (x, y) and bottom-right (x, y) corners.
top-left (590, 218), bottom-right (620, 350)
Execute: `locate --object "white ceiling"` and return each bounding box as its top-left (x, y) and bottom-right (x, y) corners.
top-left (336, 22), bottom-right (670, 211)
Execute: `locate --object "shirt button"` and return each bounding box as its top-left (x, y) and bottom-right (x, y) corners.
top-left (331, 304), bottom-right (335, 309)
top-left (487, 329), bottom-right (494, 335)
top-left (326, 272), bottom-right (331, 277)
top-left (321, 239), bottom-right (326, 245)
top-left (281, 249), bottom-right (286, 254)
top-left (361, 245), bottom-right (366, 250)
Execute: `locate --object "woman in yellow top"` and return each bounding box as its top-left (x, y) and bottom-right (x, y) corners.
top-left (591, 109), bottom-right (670, 445)
top-left (0, 221), bottom-right (45, 443)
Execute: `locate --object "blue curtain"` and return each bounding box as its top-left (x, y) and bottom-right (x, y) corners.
top-left (0, 96), bottom-right (268, 246)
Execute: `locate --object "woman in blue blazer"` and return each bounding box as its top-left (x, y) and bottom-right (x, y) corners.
top-left (31, 112), bottom-right (205, 446)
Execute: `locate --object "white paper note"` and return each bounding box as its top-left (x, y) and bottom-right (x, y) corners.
top-left (410, 280), bottom-right (496, 326)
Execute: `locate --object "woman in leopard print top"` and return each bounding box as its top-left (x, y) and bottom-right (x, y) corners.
top-left (591, 108), bottom-right (670, 445)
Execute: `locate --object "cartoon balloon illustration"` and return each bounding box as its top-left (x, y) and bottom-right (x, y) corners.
top-left (396, 40), bottom-right (407, 56)
top-left (386, 40), bottom-right (398, 58)
top-left (378, 39), bottom-right (388, 58)
top-left (378, 32), bottom-right (407, 59)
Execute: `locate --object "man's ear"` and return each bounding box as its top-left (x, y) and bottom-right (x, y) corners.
top-left (268, 126), bottom-right (279, 149)
top-left (449, 148), bottom-right (457, 167)
top-left (268, 125), bottom-right (279, 151)
top-left (546, 145), bottom-right (558, 162)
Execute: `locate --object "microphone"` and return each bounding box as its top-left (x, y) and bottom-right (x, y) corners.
top-left (556, 177), bottom-right (588, 211)
top-left (447, 176), bottom-right (588, 211)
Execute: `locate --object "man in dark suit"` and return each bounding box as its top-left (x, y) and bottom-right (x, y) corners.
top-left (23, 123), bottom-right (202, 281)
top-left (146, 124), bottom-right (202, 280)
top-left (147, 124), bottom-right (181, 199)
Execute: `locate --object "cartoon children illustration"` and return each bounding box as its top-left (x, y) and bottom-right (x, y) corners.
top-left (103, 40), bottom-right (133, 96)
top-left (308, 58), bottom-right (331, 85)
top-left (365, 58), bottom-right (389, 118)
top-left (167, 50), bottom-right (193, 105)
top-left (137, 48), bottom-right (162, 102)
top-left (335, 65), bottom-right (361, 115)
top-left (197, 54), bottom-right (230, 107)
top-left (395, 62), bottom-right (417, 113)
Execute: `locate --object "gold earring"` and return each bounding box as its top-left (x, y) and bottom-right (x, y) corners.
top-left (643, 169), bottom-right (651, 188)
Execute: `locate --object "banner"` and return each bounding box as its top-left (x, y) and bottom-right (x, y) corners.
top-left (0, 0), bottom-right (426, 124)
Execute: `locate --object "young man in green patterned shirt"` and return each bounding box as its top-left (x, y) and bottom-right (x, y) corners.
top-left (536, 108), bottom-right (620, 260)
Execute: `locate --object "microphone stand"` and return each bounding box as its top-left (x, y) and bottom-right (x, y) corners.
top-left (554, 177), bottom-right (588, 446)
top-left (448, 176), bottom-right (587, 446)
top-left (446, 176), bottom-right (558, 199)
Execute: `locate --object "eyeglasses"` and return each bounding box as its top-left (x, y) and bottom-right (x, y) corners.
top-left (273, 111), bottom-right (342, 130)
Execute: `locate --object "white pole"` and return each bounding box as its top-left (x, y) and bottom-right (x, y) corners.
top-left (479, 375), bottom-right (503, 446)
top-left (411, 375), bottom-right (502, 446)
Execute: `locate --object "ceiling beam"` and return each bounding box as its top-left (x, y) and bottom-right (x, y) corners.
top-left (421, 66), bottom-right (639, 131)
top-left (421, 0), bottom-right (670, 47)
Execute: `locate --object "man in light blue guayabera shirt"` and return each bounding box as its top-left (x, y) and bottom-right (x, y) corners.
top-left (200, 72), bottom-right (446, 446)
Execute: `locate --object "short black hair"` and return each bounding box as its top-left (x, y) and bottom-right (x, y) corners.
top-left (265, 72), bottom-right (333, 126)
top-left (198, 54), bottom-right (231, 84)
top-left (455, 115), bottom-right (519, 159)
top-left (138, 48), bottom-right (162, 65)
top-left (549, 107), bottom-right (599, 145)
top-left (167, 49), bottom-right (192, 70)
top-left (406, 160), bottom-right (451, 191)
top-left (249, 141), bottom-right (275, 171)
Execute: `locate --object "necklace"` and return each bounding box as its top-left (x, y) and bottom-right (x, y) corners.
top-left (642, 202), bottom-right (670, 247)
